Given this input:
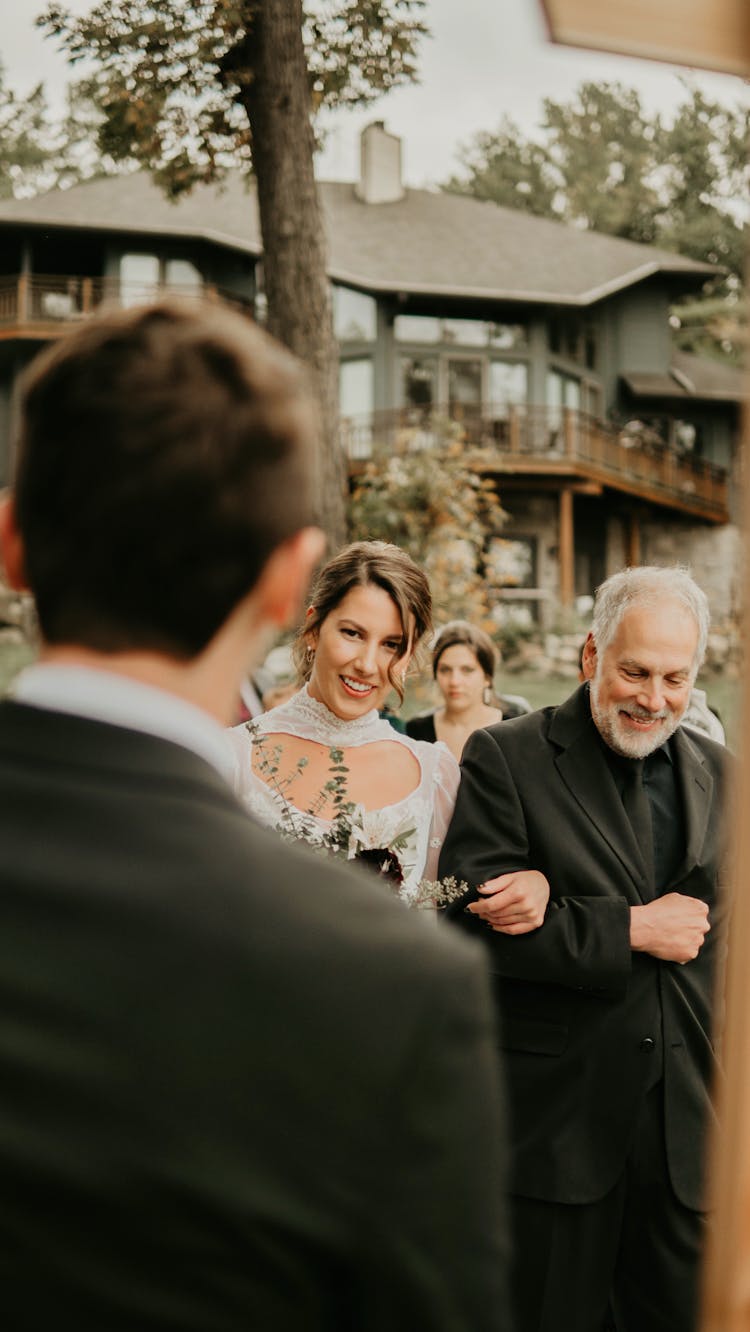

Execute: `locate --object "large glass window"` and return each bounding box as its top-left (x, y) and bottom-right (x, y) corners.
top-left (165, 258), bottom-right (202, 290)
top-left (120, 254), bottom-right (203, 306)
top-left (120, 253), bottom-right (160, 306)
top-left (546, 372), bottom-right (581, 449)
top-left (547, 371), bottom-right (580, 418)
top-left (339, 358), bottom-right (374, 459)
top-left (394, 314), bottom-right (441, 343)
top-left (401, 357), bottom-right (437, 411)
top-left (489, 361), bottom-right (528, 418)
top-left (447, 358), bottom-right (482, 417)
top-left (489, 323), bottom-right (527, 350)
top-left (340, 358), bottom-right (374, 417)
top-left (395, 315), bottom-right (528, 348)
top-left (442, 318), bottom-right (489, 347)
top-left (333, 285), bottom-right (377, 342)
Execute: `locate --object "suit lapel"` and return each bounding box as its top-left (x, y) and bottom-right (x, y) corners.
top-left (549, 687), bottom-right (653, 902)
top-left (667, 725), bottom-right (713, 888)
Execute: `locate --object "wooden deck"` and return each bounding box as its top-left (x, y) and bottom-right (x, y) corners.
top-left (343, 405), bottom-right (730, 523)
top-left (0, 274), bottom-right (253, 338)
top-left (0, 275), bottom-right (730, 525)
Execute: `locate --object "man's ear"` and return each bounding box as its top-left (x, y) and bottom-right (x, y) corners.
top-left (255, 527), bottom-right (326, 630)
top-left (0, 493), bottom-right (28, 592)
top-left (581, 632), bottom-right (597, 682)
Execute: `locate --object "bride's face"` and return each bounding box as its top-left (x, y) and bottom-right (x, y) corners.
top-left (307, 583), bottom-right (411, 720)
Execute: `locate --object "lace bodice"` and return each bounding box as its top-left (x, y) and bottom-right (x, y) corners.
top-left (226, 686), bottom-right (460, 900)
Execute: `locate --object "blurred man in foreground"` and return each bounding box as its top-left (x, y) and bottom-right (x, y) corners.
top-left (0, 300), bottom-right (510, 1330)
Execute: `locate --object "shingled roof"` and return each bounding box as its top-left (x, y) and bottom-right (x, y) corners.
top-left (0, 169), bottom-right (716, 308)
top-left (623, 349), bottom-right (746, 402)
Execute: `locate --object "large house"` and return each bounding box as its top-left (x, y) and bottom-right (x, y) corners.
top-left (0, 122), bottom-right (743, 627)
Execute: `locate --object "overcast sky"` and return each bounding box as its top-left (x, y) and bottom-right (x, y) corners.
top-left (2, 0), bottom-right (748, 187)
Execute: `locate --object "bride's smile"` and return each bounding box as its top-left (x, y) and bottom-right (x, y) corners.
top-left (306, 583), bottom-right (411, 720)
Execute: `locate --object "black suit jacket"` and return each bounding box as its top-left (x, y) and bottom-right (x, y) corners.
top-left (0, 700), bottom-right (510, 1331)
top-left (440, 684), bottom-right (731, 1211)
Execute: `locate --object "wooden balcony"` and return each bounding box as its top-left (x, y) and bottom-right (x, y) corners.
top-left (0, 273), bottom-right (253, 337)
top-left (342, 405), bottom-right (730, 524)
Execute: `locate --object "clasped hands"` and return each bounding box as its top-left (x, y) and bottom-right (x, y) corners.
top-left (465, 869), bottom-right (550, 935)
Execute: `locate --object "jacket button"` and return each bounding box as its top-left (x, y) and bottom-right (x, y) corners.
top-left (640, 1037), bottom-right (656, 1052)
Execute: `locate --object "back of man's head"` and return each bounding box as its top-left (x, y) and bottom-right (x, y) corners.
top-left (14, 299), bottom-right (316, 657)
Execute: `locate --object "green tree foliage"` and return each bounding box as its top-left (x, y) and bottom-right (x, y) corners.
top-left (0, 72), bottom-right (50, 199)
top-left (38, 1), bottom-right (427, 194)
top-left (348, 446), bottom-right (506, 630)
top-left (0, 65), bottom-right (119, 199)
top-left (37, 1), bottom-right (428, 549)
top-left (446, 80), bottom-right (748, 360)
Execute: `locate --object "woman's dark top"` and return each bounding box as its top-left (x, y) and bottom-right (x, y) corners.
top-left (405, 712), bottom-right (437, 743)
top-left (406, 696), bottom-right (532, 744)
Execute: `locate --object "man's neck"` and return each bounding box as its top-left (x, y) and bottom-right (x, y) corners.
top-left (37, 644), bottom-right (240, 728)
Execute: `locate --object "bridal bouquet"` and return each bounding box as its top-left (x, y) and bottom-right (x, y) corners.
top-left (248, 726), bottom-right (468, 909)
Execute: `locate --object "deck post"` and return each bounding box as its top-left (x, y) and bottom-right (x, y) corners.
top-left (559, 485), bottom-right (575, 606)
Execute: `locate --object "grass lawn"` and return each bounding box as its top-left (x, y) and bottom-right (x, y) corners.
top-left (0, 639), bottom-right (35, 696)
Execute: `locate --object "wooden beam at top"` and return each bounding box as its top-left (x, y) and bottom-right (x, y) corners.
top-left (540, 0), bottom-right (750, 76)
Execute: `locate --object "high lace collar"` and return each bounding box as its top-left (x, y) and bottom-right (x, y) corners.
top-left (253, 683), bottom-right (396, 748)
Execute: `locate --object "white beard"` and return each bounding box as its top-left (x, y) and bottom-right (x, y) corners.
top-left (590, 675), bottom-right (683, 758)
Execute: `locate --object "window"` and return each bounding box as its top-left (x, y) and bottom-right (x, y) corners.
top-left (395, 316), bottom-right (528, 349)
top-left (120, 253), bottom-right (160, 306)
top-left (447, 358), bottom-right (483, 414)
top-left (489, 362), bottom-right (527, 418)
top-left (165, 258), bottom-right (202, 290)
top-left (548, 314), bottom-right (594, 367)
top-left (333, 286), bottom-right (377, 342)
top-left (489, 323), bottom-right (527, 351)
top-left (442, 318), bottom-right (489, 347)
top-left (401, 357), bottom-right (437, 411)
top-left (339, 358), bottom-right (374, 459)
top-left (394, 314), bottom-right (442, 343)
top-left (547, 371), bottom-right (580, 418)
top-left (120, 254), bottom-right (203, 307)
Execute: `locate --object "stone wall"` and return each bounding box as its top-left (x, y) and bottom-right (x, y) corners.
top-left (641, 520), bottom-right (741, 629)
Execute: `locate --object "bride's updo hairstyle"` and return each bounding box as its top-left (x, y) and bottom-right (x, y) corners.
top-left (293, 540), bottom-right (432, 704)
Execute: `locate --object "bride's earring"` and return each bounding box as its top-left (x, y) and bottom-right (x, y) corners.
top-left (306, 646), bottom-right (315, 662)
top-left (483, 681), bottom-right (493, 705)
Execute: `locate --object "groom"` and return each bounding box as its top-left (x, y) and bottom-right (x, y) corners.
top-left (0, 300), bottom-right (509, 1330)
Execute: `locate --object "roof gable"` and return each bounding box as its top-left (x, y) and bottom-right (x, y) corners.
top-left (0, 169), bottom-right (717, 307)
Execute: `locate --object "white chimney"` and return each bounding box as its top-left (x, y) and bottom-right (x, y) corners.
top-left (355, 121), bottom-right (404, 205)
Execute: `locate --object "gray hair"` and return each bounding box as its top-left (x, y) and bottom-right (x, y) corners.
top-left (591, 566), bottom-right (709, 671)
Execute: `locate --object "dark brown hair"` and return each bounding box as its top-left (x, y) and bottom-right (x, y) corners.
top-left (432, 620), bottom-right (498, 681)
top-left (14, 299), bottom-right (316, 656)
top-left (293, 540), bottom-right (432, 703)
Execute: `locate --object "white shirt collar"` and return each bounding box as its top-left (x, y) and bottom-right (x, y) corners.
top-left (11, 663), bottom-right (234, 785)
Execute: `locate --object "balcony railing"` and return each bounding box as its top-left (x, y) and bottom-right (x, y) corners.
top-left (341, 405), bottom-right (730, 522)
top-left (0, 273), bottom-right (253, 327)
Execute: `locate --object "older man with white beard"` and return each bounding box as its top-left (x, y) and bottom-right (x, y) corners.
top-left (440, 566), bottom-right (731, 1332)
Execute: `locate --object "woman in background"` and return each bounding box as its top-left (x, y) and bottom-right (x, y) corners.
top-left (407, 620), bottom-right (520, 762)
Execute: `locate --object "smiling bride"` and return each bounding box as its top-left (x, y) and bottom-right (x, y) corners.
top-left (227, 541), bottom-right (458, 901)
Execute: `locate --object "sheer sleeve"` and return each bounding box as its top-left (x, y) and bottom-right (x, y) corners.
top-left (423, 742), bottom-right (460, 882)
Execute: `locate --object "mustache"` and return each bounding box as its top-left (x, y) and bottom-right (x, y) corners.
top-left (621, 705), bottom-right (669, 722)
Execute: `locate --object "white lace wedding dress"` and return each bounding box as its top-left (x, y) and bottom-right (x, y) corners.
top-left (226, 685), bottom-right (460, 904)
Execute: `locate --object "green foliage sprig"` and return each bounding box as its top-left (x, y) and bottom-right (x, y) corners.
top-left (248, 722), bottom-right (468, 909)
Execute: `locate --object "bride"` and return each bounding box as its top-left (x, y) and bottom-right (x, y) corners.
top-left (228, 540), bottom-right (548, 924)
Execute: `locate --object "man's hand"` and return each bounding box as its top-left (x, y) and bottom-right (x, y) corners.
top-left (465, 870), bottom-right (550, 935)
top-left (630, 892), bottom-right (710, 963)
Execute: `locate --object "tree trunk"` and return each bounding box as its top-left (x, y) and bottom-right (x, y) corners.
top-left (241, 0), bottom-right (346, 551)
